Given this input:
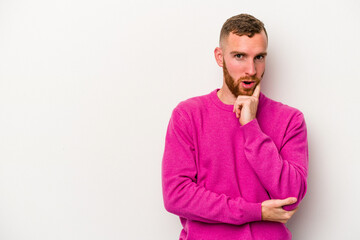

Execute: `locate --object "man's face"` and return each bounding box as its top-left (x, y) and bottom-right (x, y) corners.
top-left (219, 31), bottom-right (268, 96)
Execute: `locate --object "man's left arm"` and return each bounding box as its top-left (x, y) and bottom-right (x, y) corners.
top-left (242, 113), bottom-right (308, 211)
top-left (234, 85), bottom-right (308, 211)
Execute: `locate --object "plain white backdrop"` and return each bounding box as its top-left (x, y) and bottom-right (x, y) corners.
top-left (0, 0), bottom-right (359, 239)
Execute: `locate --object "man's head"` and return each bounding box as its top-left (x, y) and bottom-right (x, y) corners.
top-left (215, 14), bottom-right (268, 96)
top-left (219, 14), bottom-right (267, 48)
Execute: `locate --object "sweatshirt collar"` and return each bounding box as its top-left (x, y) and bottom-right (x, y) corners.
top-left (210, 88), bottom-right (265, 112)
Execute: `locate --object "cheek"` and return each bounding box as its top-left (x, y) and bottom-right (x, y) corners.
top-left (256, 63), bottom-right (266, 75)
top-left (227, 61), bottom-right (246, 76)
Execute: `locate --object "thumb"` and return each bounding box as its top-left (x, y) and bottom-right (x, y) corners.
top-left (281, 197), bottom-right (297, 206)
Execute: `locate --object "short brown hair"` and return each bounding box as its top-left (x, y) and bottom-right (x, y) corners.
top-left (220, 14), bottom-right (267, 46)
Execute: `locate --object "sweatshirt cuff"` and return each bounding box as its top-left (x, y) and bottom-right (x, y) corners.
top-left (241, 119), bottom-right (262, 135)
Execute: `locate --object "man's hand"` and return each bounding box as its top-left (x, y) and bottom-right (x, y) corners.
top-left (261, 197), bottom-right (298, 224)
top-left (233, 84), bottom-right (261, 125)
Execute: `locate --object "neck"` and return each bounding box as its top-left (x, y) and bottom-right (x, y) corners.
top-left (217, 84), bottom-right (237, 105)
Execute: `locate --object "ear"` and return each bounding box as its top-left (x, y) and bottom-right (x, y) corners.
top-left (214, 47), bottom-right (224, 67)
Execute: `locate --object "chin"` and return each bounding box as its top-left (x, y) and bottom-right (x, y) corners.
top-left (238, 89), bottom-right (254, 96)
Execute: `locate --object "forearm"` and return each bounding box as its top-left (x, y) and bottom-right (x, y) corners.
top-left (162, 172), bottom-right (261, 225)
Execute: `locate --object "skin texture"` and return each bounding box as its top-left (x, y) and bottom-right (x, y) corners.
top-left (215, 31), bottom-right (267, 103)
top-left (261, 198), bottom-right (299, 223)
top-left (233, 84), bottom-right (261, 126)
top-left (214, 31), bottom-right (299, 223)
top-left (223, 61), bottom-right (262, 98)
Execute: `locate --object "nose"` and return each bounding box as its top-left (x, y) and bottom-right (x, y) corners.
top-left (245, 60), bottom-right (256, 76)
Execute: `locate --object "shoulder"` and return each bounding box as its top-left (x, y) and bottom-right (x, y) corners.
top-left (167, 91), bottom-right (213, 136)
top-left (259, 93), bottom-right (306, 134)
top-left (258, 93), bottom-right (307, 145)
top-left (260, 93), bottom-right (304, 120)
top-left (173, 90), bottom-right (214, 119)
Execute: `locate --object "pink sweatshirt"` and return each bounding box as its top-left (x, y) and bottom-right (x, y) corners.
top-left (162, 89), bottom-right (308, 240)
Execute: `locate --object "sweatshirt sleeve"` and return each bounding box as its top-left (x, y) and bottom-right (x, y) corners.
top-left (242, 113), bottom-right (308, 211)
top-left (162, 108), bottom-right (262, 225)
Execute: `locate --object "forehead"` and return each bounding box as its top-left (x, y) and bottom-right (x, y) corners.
top-left (223, 31), bottom-right (268, 54)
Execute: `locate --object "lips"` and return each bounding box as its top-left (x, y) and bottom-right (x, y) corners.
top-left (241, 81), bottom-right (255, 89)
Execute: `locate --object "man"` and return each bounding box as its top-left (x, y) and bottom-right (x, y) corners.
top-left (162, 14), bottom-right (308, 240)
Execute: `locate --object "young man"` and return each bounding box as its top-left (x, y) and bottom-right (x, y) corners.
top-left (162, 14), bottom-right (308, 240)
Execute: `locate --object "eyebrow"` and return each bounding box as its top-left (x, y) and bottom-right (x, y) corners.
top-left (230, 51), bottom-right (268, 56)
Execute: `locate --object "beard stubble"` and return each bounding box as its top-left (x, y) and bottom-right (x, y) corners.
top-left (223, 59), bottom-right (261, 97)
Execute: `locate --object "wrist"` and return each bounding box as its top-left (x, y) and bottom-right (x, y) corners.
top-left (240, 118), bottom-right (256, 126)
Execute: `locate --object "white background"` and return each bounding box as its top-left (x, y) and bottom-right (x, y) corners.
top-left (0, 0), bottom-right (359, 239)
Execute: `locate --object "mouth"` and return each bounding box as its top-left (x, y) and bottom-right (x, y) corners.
top-left (241, 81), bottom-right (256, 89)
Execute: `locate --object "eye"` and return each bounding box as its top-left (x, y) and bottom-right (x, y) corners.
top-left (255, 55), bottom-right (265, 61)
top-left (235, 54), bottom-right (244, 59)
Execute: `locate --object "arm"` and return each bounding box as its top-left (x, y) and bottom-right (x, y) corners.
top-left (242, 114), bottom-right (308, 211)
top-left (233, 85), bottom-right (308, 211)
top-left (162, 109), bottom-right (262, 225)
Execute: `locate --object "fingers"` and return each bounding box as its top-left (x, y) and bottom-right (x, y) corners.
top-left (261, 198), bottom-right (300, 223)
top-left (280, 207), bottom-right (299, 224)
top-left (273, 197), bottom-right (297, 208)
top-left (252, 83), bottom-right (261, 98)
top-left (233, 102), bottom-right (242, 118)
top-left (283, 197), bottom-right (297, 206)
top-left (233, 86), bottom-right (260, 123)
top-left (236, 108), bottom-right (241, 118)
